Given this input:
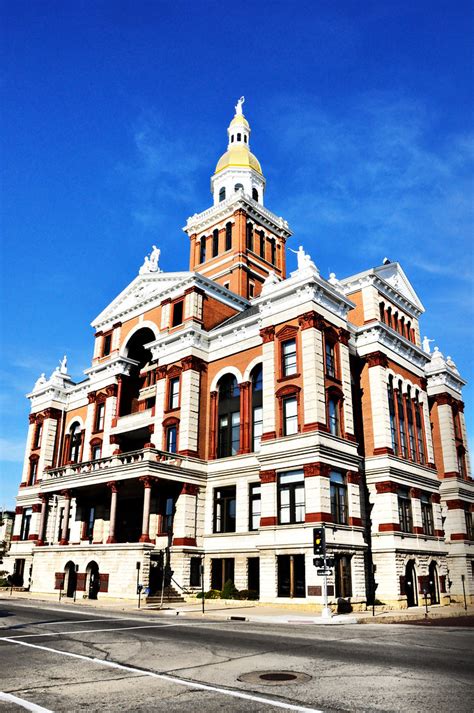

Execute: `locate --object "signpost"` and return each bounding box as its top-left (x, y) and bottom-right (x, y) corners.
top-left (313, 526), bottom-right (332, 619)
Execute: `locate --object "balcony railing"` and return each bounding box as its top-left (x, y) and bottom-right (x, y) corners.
top-left (43, 448), bottom-right (185, 481)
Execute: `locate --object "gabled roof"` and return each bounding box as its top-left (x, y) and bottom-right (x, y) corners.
top-left (341, 261), bottom-right (425, 314)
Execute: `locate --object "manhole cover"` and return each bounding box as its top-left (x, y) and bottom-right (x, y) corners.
top-left (239, 670), bottom-right (311, 686)
top-left (260, 673), bottom-right (298, 682)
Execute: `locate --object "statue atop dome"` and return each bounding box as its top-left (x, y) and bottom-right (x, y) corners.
top-left (235, 96), bottom-right (245, 115)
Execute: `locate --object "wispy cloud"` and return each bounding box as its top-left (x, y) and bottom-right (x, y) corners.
top-left (118, 108), bottom-right (206, 231)
top-left (269, 92), bottom-right (474, 280)
top-left (0, 438), bottom-right (26, 463)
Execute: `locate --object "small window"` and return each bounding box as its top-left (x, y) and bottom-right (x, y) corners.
top-left (166, 425), bottom-right (177, 453)
top-left (249, 282), bottom-right (255, 298)
top-left (237, 133), bottom-right (241, 141)
top-left (465, 511), bottom-right (473, 540)
top-left (33, 422), bottom-right (42, 449)
top-left (20, 508), bottom-right (32, 541)
top-left (219, 187), bottom-right (226, 202)
top-left (281, 339), bottom-right (297, 376)
top-left (91, 443), bottom-right (102, 460)
top-left (421, 494), bottom-right (434, 536)
top-left (283, 395), bottom-right (298, 436)
top-left (212, 228), bottom-right (219, 257)
top-left (398, 489), bottom-right (413, 533)
top-left (270, 238), bottom-right (276, 265)
top-left (330, 471), bottom-right (347, 524)
top-left (328, 396), bottom-right (341, 436)
top-left (169, 377), bottom-right (180, 410)
top-left (234, 183), bottom-right (244, 192)
top-left (252, 187), bottom-right (258, 201)
top-left (244, 135), bottom-right (248, 143)
top-left (214, 486), bottom-right (236, 533)
top-left (199, 237), bottom-right (206, 263)
top-left (223, 282), bottom-right (230, 290)
top-left (95, 403), bottom-right (105, 432)
top-left (172, 301), bottom-right (184, 327)
top-left (102, 333), bottom-right (112, 356)
top-left (249, 483), bottom-right (261, 531)
top-left (325, 341), bottom-right (336, 378)
top-left (230, 135), bottom-right (234, 143)
top-left (225, 222), bottom-right (232, 251)
top-left (278, 471), bottom-right (304, 524)
top-left (28, 459), bottom-right (38, 486)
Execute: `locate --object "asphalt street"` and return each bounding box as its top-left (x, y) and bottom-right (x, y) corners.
top-left (0, 600), bottom-right (472, 713)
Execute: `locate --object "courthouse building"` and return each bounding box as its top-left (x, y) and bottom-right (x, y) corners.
top-left (6, 100), bottom-right (473, 607)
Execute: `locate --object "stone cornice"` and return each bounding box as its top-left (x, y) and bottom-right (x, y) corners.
top-left (354, 323), bottom-right (429, 371)
top-left (341, 272), bottom-right (423, 318)
top-left (184, 192), bottom-right (291, 238)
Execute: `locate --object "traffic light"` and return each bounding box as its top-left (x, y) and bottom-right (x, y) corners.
top-left (313, 527), bottom-right (325, 556)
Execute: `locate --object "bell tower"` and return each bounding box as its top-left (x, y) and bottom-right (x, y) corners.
top-left (184, 98), bottom-right (291, 300)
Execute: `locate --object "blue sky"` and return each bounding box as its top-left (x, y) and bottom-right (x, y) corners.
top-left (1, 0), bottom-right (473, 509)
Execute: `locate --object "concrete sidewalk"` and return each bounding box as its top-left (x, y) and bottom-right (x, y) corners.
top-left (1, 589), bottom-right (472, 626)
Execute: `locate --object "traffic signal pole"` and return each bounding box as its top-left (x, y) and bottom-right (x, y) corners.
top-left (321, 525), bottom-right (332, 619)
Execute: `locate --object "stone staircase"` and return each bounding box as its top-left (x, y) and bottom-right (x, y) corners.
top-left (145, 584), bottom-right (186, 605)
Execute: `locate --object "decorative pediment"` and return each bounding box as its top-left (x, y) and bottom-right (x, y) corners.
top-left (91, 272), bottom-right (194, 329)
top-left (275, 324), bottom-right (299, 340)
top-left (375, 263), bottom-right (424, 313)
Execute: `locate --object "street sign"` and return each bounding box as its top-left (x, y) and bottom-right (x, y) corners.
top-left (317, 568), bottom-right (332, 576)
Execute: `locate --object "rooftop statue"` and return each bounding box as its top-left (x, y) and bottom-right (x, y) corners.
top-left (139, 245), bottom-right (162, 275)
top-left (289, 245), bottom-right (318, 273)
top-left (33, 373), bottom-right (47, 390)
top-left (235, 96), bottom-right (245, 115)
top-left (60, 355), bottom-right (68, 374)
top-left (422, 336), bottom-right (434, 354)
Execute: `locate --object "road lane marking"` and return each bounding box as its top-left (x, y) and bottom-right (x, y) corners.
top-left (0, 691), bottom-right (53, 712)
top-left (1, 638), bottom-right (324, 713)
top-left (2, 623), bottom-right (180, 639)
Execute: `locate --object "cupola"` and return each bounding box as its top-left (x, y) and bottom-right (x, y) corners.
top-left (211, 97), bottom-right (266, 206)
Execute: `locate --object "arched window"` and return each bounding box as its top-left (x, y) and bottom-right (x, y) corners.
top-left (230, 135), bottom-right (234, 143)
top-left (246, 222), bottom-right (253, 251)
top-left (225, 222), bottom-right (232, 251)
top-left (400, 315), bottom-right (405, 337)
top-left (386, 306), bottom-right (392, 328)
top-left (199, 236), bottom-right (206, 263)
top-left (379, 302), bottom-right (385, 322)
top-left (163, 418), bottom-right (179, 454)
top-left (244, 135), bottom-right (248, 143)
top-left (69, 422), bottom-right (82, 463)
top-left (237, 133), bottom-right (241, 141)
top-left (393, 312), bottom-right (399, 332)
top-left (217, 375), bottom-right (240, 457)
top-left (415, 392), bottom-right (425, 463)
top-left (33, 421), bottom-right (43, 449)
top-left (234, 183), bottom-right (244, 192)
top-left (269, 238), bottom-right (276, 265)
top-left (219, 187), bottom-right (226, 202)
top-left (406, 386), bottom-right (416, 460)
top-left (251, 365), bottom-right (263, 452)
top-left (28, 456), bottom-right (39, 486)
top-left (387, 376), bottom-right (399, 454)
top-left (120, 327), bottom-right (156, 421)
top-left (328, 396), bottom-right (341, 436)
top-left (397, 383), bottom-right (407, 457)
top-left (252, 187), bottom-right (258, 201)
top-left (212, 228), bottom-right (219, 257)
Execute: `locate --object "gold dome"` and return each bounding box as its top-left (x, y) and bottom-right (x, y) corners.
top-left (214, 145), bottom-right (262, 175)
top-left (229, 113), bottom-right (250, 129)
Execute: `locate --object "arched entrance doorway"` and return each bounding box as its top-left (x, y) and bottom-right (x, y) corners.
top-left (405, 560), bottom-right (418, 607)
top-left (428, 561), bottom-right (439, 605)
top-left (86, 561), bottom-right (100, 600)
top-left (64, 561), bottom-right (77, 598)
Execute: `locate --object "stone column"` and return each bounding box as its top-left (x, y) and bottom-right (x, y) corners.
top-left (338, 331), bottom-right (354, 437)
top-left (303, 463), bottom-right (331, 523)
top-left (239, 381), bottom-right (251, 454)
top-left (173, 483), bottom-right (199, 546)
top-left (346, 471), bottom-right (362, 527)
top-left (36, 494), bottom-right (49, 546)
top-left (298, 313), bottom-right (325, 429)
top-left (139, 476), bottom-right (154, 543)
top-left (106, 481), bottom-right (118, 543)
top-left (209, 391), bottom-right (218, 459)
top-left (179, 356), bottom-right (204, 457)
top-left (367, 352), bottom-right (391, 454)
top-left (260, 470), bottom-right (277, 526)
top-left (20, 415), bottom-right (37, 486)
top-left (59, 490), bottom-right (72, 545)
top-left (260, 327), bottom-right (276, 441)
